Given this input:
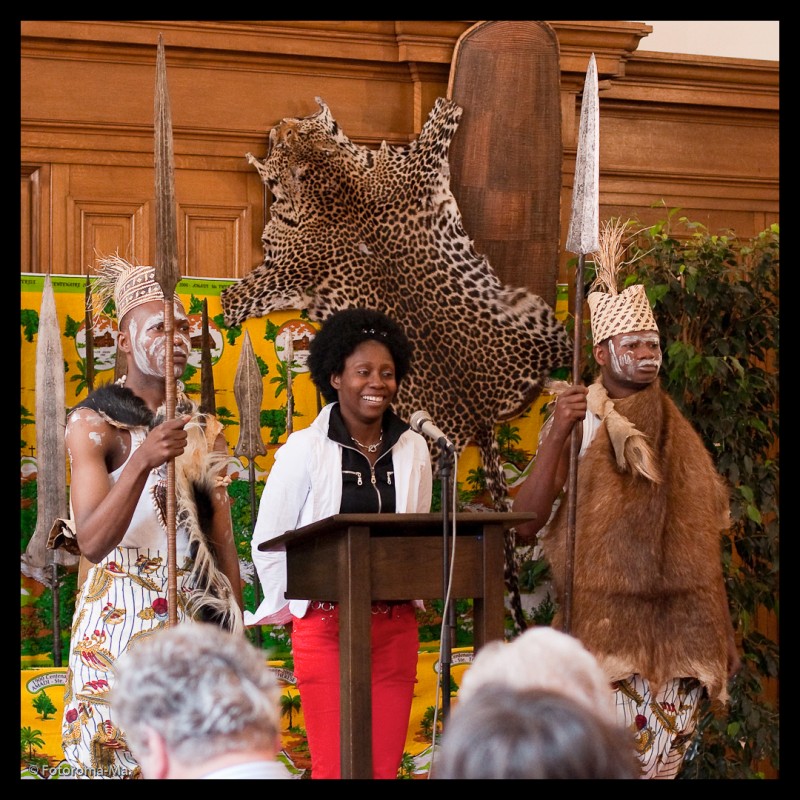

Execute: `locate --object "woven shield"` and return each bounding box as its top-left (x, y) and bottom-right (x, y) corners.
top-left (447, 20), bottom-right (562, 307)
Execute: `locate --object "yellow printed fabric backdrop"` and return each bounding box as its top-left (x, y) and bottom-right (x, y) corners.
top-left (20, 274), bottom-right (325, 481)
top-left (20, 274), bottom-right (565, 777)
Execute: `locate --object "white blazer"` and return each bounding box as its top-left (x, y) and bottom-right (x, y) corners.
top-left (245, 403), bottom-right (433, 625)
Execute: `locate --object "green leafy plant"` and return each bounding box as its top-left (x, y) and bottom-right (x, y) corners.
top-left (34, 573), bottom-right (77, 662)
top-left (419, 705), bottom-right (443, 739)
top-left (213, 311), bottom-right (242, 346)
top-left (261, 408), bottom-right (290, 444)
top-left (21, 405), bottom-right (36, 450)
top-left (518, 552), bottom-right (550, 593)
top-left (397, 751), bottom-right (416, 779)
top-left (63, 314), bottom-right (81, 340)
top-left (69, 357), bottom-right (91, 396)
top-left (269, 357), bottom-right (301, 398)
top-left (417, 598), bottom-right (473, 646)
top-left (227, 476), bottom-right (262, 559)
top-left (20, 726), bottom-right (45, 760)
top-left (20, 478), bottom-right (37, 553)
top-left (213, 405), bottom-right (237, 428)
top-left (495, 422), bottom-right (531, 470)
top-left (280, 689), bottom-right (302, 730)
top-left (21, 308), bottom-right (39, 342)
top-left (179, 362), bottom-right (200, 396)
top-left (32, 689), bottom-right (57, 720)
top-left (429, 478), bottom-right (481, 514)
top-left (612, 212), bottom-right (779, 779)
top-left (465, 466), bottom-right (486, 494)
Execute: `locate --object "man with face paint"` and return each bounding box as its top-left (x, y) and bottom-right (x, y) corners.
top-left (513, 281), bottom-right (740, 780)
top-left (54, 256), bottom-right (243, 779)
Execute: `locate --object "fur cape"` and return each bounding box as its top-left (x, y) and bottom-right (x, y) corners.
top-left (541, 380), bottom-right (733, 702)
top-left (50, 383), bottom-right (243, 634)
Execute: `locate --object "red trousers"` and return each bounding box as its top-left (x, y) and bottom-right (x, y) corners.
top-left (291, 601), bottom-right (419, 779)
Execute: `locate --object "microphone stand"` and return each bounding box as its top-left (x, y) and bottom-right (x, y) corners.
top-left (437, 438), bottom-right (456, 726)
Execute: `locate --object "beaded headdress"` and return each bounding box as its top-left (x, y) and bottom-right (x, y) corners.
top-left (92, 254), bottom-right (181, 323)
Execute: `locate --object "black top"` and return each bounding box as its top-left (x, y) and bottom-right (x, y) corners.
top-left (327, 404), bottom-right (409, 515)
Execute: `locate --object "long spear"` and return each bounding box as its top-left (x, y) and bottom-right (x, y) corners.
top-left (562, 53), bottom-right (599, 634)
top-left (153, 34), bottom-right (182, 626)
top-left (233, 331), bottom-right (267, 648)
top-left (36, 274), bottom-right (68, 665)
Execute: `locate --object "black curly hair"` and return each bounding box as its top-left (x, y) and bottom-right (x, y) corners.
top-left (307, 308), bottom-right (414, 404)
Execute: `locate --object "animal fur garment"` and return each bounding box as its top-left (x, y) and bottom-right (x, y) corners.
top-left (586, 380), bottom-right (661, 483)
top-left (52, 383), bottom-right (242, 634)
top-left (219, 96), bottom-right (572, 632)
top-left (220, 97), bottom-right (572, 507)
top-left (541, 381), bottom-right (733, 703)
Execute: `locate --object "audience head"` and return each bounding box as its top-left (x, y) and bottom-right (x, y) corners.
top-left (434, 686), bottom-right (642, 780)
top-left (458, 626), bottom-right (616, 721)
top-left (112, 622), bottom-right (282, 778)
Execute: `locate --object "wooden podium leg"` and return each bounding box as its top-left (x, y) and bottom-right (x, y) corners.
top-left (474, 522), bottom-right (507, 651)
top-left (338, 525), bottom-right (372, 779)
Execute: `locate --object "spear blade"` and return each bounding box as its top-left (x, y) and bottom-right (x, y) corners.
top-left (84, 275), bottom-right (95, 393)
top-left (34, 275), bottom-right (68, 665)
top-left (33, 275), bottom-right (67, 557)
top-left (565, 53), bottom-right (599, 256)
top-left (562, 53), bottom-right (600, 635)
top-left (154, 33), bottom-right (180, 299)
top-left (233, 331), bottom-right (267, 460)
top-left (199, 298), bottom-right (216, 415)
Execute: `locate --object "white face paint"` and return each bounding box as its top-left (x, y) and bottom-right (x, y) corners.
top-left (607, 332), bottom-right (662, 383)
top-left (126, 304), bottom-right (190, 378)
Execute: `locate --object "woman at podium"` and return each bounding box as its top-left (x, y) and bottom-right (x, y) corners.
top-left (247, 308), bottom-right (433, 779)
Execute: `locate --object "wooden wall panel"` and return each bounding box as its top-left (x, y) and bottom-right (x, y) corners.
top-left (57, 165), bottom-right (151, 272)
top-left (26, 161), bottom-right (266, 278)
top-left (20, 172), bottom-right (33, 273)
top-left (72, 201), bottom-right (147, 275)
top-left (178, 167), bottom-right (267, 278)
top-left (598, 115), bottom-right (778, 190)
top-left (20, 164), bottom-right (50, 274)
top-left (21, 19), bottom-right (778, 291)
top-left (183, 205), bottom-right (248, 279)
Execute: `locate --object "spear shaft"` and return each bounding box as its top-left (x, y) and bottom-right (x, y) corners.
top-left (248, 459), bottom-right (261, 649)
top-left (285, 337), bottom-right (294, 437)
top-left (562, 54), bottom-right (599, 634)
top-left (154, 34), bottom-right (181, 626)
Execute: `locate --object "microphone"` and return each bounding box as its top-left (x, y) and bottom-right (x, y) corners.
top-left (410, 410), bottom-right (455, 452)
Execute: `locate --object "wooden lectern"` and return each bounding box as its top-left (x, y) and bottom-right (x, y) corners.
top-left (261, 511), bottom-right (534, 779)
